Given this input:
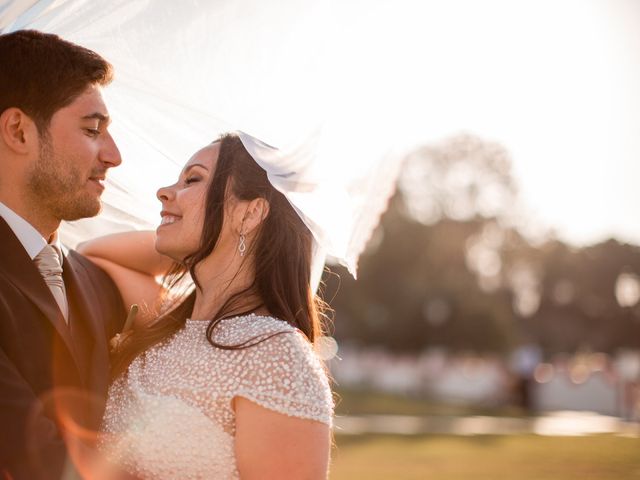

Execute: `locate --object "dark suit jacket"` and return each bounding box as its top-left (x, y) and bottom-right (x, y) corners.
top-left (0, 217), bottom-right (126, 480)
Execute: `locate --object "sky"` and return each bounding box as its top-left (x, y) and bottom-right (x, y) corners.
top-left (319, 0), bottom-right (640, 247)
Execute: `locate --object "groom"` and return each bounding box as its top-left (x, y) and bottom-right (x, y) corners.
top-left (0, 30), bottom-right (126, 479)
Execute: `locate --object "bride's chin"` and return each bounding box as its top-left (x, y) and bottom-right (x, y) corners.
top-left (155, 242), bottom-right (197, 265)
top-left (155, 243), bottom-right (181, 262)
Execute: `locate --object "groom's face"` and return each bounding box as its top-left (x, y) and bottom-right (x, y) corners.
top-left (26, 84), bottom-right (122, 221)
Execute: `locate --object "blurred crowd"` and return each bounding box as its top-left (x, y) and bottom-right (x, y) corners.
top-left (329, 344), bottom-right (640, 420)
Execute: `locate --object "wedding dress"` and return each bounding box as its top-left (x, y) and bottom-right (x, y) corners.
top-left (100, 314), bottom-right (333, 479)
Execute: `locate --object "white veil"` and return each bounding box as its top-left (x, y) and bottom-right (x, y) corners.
top-left (3, 0), bottom-right (640, 266)
top-left (0, 0), bottom-right (406, 284)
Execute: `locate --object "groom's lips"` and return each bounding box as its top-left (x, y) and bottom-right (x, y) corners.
top-left (88, 175), bottom-right (106, 192)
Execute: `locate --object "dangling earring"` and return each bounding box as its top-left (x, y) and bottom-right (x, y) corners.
top-left (238, 232), bottom-right (246, 257)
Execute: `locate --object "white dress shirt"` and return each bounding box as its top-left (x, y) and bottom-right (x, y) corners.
top-left (0, 201), bottom-right (64, 262)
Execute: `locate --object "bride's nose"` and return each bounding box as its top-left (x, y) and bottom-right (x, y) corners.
top-left (156, 185), bottom-right (174, 202)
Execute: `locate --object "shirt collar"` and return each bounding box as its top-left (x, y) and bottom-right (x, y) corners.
top-left (0, 201), bottom-right (62, 261)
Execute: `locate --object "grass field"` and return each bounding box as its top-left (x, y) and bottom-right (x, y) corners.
top-left (330, 388), bottom-right (640, 479)
top-left (334, 387), bottom-right (525, 417)
top-left (330, 433), bottom-right (640, 480)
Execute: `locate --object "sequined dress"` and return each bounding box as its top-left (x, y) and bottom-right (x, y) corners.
top-left (100, 314), bottom-right (333, 479)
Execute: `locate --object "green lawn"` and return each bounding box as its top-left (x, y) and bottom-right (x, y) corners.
top-left (330, 433), bottom-right (640, 480)
top-left (334, 387), bottom-right (526, 417)
top-left (331, 388), bottom-right (640, 479)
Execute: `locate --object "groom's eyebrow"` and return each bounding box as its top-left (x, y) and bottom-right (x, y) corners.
top-left (82, 112), bottom-right (111, 126)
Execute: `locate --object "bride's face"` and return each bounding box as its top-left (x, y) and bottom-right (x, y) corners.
top-left (155, 144), bottom-right (219, 260)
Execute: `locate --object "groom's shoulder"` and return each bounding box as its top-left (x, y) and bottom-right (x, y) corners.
top-left (66, 249), bottom-right (124, 302)
top-left (66, 248), bottom-right (111, 281)
top-left (65, 249), bottom-right (126, 319)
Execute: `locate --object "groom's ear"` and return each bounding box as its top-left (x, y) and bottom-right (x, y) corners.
top-left (0, 108), bottom-right (39, 156)
top-left (241, 198), bottom-right (270, 234)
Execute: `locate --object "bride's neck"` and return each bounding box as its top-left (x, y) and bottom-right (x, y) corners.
top-left (190, 254), bottom-right (263, 321)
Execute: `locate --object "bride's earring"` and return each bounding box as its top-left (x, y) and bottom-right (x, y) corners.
top-left (238, 232), bottom-right (246, 257)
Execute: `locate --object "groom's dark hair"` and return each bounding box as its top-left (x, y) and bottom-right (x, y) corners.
top-left (0, 29), bottom-right (113, 134)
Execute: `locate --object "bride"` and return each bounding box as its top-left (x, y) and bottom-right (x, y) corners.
top-left (78, 133), bottom-right (334, 479)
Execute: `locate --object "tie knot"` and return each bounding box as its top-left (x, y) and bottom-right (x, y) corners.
top-left (34, 245), bottom-right (63, 278)
top-left (33, 244), bottom-right (68, 321)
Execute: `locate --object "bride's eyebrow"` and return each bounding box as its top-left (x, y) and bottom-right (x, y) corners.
top-left (182, 163), bottom-right (209, 174)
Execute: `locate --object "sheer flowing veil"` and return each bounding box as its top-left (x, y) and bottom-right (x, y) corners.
top-left (1, 0), bottom-right (406, 285)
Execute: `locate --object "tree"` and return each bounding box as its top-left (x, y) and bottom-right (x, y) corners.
top-left (324, 133), bottom-right (640, 355)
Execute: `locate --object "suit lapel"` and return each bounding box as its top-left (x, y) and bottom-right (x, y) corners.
top-left (62, 252), bottom-right (114, 416)
top-left (0, 219), bottom-right (78, 369)
top-left (62, 252), bottom-right (102, 373)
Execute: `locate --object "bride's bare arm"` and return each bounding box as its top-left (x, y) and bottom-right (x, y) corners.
top-left (234, 397), bottom-right (330, 479)
top-left (77, 231), bottom-right (174, 320)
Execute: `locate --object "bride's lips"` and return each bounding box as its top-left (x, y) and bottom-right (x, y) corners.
top-left (159, 210), bottom-right (182, 227)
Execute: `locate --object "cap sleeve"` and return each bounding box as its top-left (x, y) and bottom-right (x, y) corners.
top-left (234, 329), bottom-right (334, 426)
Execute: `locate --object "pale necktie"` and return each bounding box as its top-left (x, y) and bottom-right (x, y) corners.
top-left (34, 245), bottom-right (69, 323)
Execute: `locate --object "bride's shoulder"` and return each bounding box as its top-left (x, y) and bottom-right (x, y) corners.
top-left (213, 313), bottom-right (297, 345)
top-left (229, 315), bottom-right (334, 425)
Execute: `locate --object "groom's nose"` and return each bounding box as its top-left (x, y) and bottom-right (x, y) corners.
top-left (100, 131), bottom-right (122, 168)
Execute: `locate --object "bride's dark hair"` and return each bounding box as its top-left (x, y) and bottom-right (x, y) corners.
top-left (111, 133), bottom-right (330, 377)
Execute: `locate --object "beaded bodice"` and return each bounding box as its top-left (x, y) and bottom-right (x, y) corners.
top-left (100, 314), bottom-right (333, 479)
